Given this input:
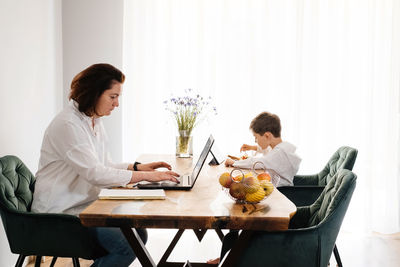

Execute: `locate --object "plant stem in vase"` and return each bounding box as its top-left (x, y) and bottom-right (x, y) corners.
top-left (164, 89), bottom-right (217, 158)
top-left (176, 130), bottom-right (193, 157)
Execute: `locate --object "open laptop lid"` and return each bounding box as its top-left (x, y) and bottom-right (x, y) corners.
top-left (137, 135), bottom-right (214, 190)
top-left (188, 134), bottom-right (214, 185)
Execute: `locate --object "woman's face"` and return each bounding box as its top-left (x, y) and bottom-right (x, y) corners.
top-left (95, 82), bottom-right (122, 117)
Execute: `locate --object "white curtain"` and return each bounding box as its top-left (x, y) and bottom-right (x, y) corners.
top-left (123, 0), bottom-right (400, 233)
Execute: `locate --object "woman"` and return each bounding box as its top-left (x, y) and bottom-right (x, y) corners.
top-left (32, 63), bottom-right (179, 267)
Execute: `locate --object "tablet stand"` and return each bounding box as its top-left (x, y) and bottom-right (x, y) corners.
top-left (209, 146), bottom-right (225, 165)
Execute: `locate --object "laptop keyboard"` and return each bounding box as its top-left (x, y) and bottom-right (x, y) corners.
top-left (181, 174), bottom-right (190, 186)
top-left (137, 174), bottom-right (191, 188)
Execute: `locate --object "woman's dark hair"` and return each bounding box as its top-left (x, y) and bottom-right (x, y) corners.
top-left (69, 63), bottom-right (125, 116)
top-left (250, 112), bottom-right (281, 137)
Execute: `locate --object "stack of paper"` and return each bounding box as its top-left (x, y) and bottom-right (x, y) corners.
top-left (99, 189), bottom-right (166, 200)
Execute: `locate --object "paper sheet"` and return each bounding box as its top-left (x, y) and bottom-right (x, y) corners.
top-left (99, 189), bottom-right (166, 200)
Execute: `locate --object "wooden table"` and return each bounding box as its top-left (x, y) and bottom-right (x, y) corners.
top-left (80, 154), bottom-right (296, 267)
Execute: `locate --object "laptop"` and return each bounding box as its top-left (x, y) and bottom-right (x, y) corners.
top-left (137, 135), bottom-right (215, 190)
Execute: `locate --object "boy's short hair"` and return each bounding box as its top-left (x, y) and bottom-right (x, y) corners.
top-left (250, 112), bottom-right (281, 137)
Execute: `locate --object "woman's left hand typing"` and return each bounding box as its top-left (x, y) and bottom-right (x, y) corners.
top-left (136, 161), bottom-right (172, 171)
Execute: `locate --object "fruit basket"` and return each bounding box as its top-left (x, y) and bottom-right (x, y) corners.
top-left (218, 162), bottom-right (274, 204)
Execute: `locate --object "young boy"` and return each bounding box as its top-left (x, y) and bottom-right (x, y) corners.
top-left (225, 111), bottom-right (301, 187)
top-left (207, 112), bottom-right (301, 265)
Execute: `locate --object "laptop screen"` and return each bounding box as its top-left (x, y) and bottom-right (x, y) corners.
top-left (190, 135), bottom-right (215, 183)
top-left (137, 135), bottom-right (215, 190)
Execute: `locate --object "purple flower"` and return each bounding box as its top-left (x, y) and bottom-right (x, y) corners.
top-left (164, 89), bottom-right (217, 131)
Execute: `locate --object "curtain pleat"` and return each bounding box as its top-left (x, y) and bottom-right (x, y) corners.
top-left (122, 0), bottom-right (400, 233)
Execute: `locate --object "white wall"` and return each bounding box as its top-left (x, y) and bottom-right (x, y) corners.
top-left (62, 0), bottom-right (124, 162)
top-left (0, 0), bottom-right (62, 266)
top-left (0, 1), bottom-right (125, 264)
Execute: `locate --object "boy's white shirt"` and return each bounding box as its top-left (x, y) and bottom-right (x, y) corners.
top-left (256, 145), bottom-right (271, 155)
top-left (233, 142), bottom-right (301, 187)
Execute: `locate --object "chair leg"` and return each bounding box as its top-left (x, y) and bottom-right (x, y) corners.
top-left (50, 257), bottom-right (58, 267)
top-left (34, 256), bottom-right (42, 267)
top-left (15, 255), bottom-right (26, 267)
top-left (72, 257), bottom-right (81, 267)
top-left (333, 244), bottom-right (343, 267)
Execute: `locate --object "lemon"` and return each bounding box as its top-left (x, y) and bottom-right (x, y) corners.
top-left (244, 172), bottom-right (254, 178)
top-left (260, 180), bottom-right (274, 196)
top-left (245, 186), bottom-right (266, 203)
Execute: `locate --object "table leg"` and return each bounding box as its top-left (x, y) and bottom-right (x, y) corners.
top-left (158, 229), bottom-right (223, 267)
top-left (120, 227), bottom-right (156, 267)
top-left (219, 230), bottom-right (254, 267)
top-left (158, 229), bottom-right (185, 265)
top-left (215, 229), bottom-right (225, 241)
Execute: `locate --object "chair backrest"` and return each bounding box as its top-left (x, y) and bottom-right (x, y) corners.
top-left (0, 155), bottom-right (107, 259)
top-left (308, 168), bottom-right (357, 227)
top-left (317, 146), bottom-right (358, 185)
top-left (235, 169), bottom-right (356, 267)
top-left (0, 155), bottom-right (35, 213)
top-left (308, 169), bottom-right (356, 266)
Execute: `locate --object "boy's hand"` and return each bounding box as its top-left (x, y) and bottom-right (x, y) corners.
top-left (225, 158), bottom-right (235, 167)
top-left (137, 161), bottom-right (172, 171)
top-left (240, 144), bottom-right (257, 152)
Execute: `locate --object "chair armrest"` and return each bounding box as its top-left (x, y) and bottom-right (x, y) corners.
top-left (278, 186), bottom-right (325, 207)
top-left (293, 174), bottom-right (320, 185)
top-left (289, 206), bottom-right (311, 229)
top-left (2, 208), bottom-right (106, 259)
top-left (235, 228), bottom-right (321, 267)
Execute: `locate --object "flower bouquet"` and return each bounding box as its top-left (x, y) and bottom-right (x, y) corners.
top-left (164, 89), bottom-right (217, 157)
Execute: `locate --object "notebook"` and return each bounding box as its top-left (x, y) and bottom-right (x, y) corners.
top-left (137, 135), bottom-right (215, 190)
top-left (99, 189), bottom-right (166, 200)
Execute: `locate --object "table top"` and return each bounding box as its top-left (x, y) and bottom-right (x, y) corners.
top-left (80, 154), bottom-right (297, 231)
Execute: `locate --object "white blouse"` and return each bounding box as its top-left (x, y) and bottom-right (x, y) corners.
top-left (32, 101), bottom-right (132, 216)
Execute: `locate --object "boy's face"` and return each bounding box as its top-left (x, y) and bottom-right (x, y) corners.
top-left (253, 132), bottom-right (271, 149)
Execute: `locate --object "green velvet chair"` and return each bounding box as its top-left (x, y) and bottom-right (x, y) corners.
top-left (229, 169), bottom-right (356, 267)
top-left (0, 155), bottom-right (107, 267)
top-left (278, 146), bottom-right (357, 266)
top-left (279, 146), bottom-right (358, 206)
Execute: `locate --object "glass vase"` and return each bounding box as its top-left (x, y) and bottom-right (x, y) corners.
top-left (176, 130), bottom-right (193, 158)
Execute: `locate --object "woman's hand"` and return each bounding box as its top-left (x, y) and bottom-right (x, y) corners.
top-left (129, 161), bottom-right (180, 184)
top-left (225, 158), bottom-right (235, 167)
top-left (130, 169), bottom-right (180, 184)
top-left (136, 161), bottom-right (172, 171)
top-left (145, 171), bottom-right (180, 183)
top-left (240, 144), bottom-right (257, 152)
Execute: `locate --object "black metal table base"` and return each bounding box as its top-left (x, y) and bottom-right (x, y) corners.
top-left (120, 228), bottom-right (225, 267)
